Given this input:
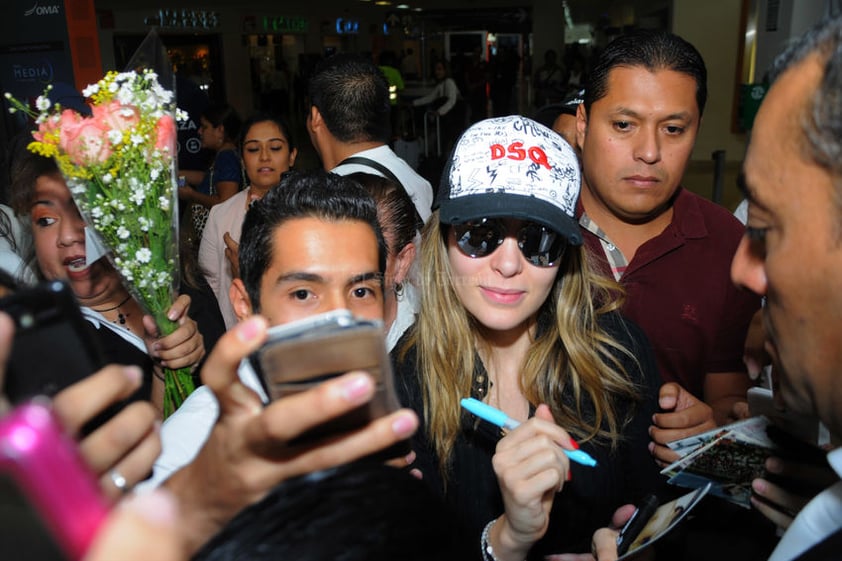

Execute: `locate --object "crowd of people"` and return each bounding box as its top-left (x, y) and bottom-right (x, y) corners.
top-left (1, 15), bottom-right (842, 561)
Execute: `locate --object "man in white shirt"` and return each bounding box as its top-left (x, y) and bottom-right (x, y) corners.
top-left (305, 53), bottom-right (433, 225)
top-left (146, 170), bottom-right (418, 555)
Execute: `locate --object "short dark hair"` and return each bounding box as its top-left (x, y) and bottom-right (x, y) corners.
top-left (584, 29), bottom-right (708, 117)
top-left (237, 112), bottom-right (297, 156)
top-left (192, 463), bottom-right (472, 561)
top-left (346, 172), bottom-right (421, 256)
top-left (308, 54), bottom-right (391, 144)
top-left (238, 170), bottom-right (387, 312)
top-left (202, 103), bottom-right (242, 143)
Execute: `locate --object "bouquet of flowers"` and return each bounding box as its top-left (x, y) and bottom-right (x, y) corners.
top-left (5, 69), bottom-right (195, 417)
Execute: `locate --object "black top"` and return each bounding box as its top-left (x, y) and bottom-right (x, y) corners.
top-left (80, 322), bottom-right (153, 434)
top-left (394, 312), bottom-right (668, 558)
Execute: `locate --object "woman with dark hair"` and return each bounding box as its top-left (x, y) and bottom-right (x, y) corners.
top-left (8, 147), bottom-right (205, 416)
top-left (198, 113), bottom-right (297, 328)
top-left (345, 172), bottom-right (420, 349)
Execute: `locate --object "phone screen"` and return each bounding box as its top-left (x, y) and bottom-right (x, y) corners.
top-left (0, 473), bottom-right (67, 560)
top-left (1, 281), bottom-right (105, 404)
top-left (251, 312), bottom-right (409, 459)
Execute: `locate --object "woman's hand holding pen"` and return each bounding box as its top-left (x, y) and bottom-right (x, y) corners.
top-left (490, 404), bottom-right (574, 560)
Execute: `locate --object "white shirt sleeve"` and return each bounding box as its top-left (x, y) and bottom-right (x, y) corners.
top-left (135, 360), bottom-right (268, 491)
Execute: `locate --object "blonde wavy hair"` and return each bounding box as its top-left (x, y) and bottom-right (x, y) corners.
top-left (399, 211), bottom-right (642, 477)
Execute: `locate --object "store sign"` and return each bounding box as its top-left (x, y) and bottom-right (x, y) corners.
top-left (335, 18), bottom-right (359, 34)
top-left (23, 2), bottom-right (61, 17)
top-left (144, 9), bottom-right (220, 30)
top-left (12, 59), bottom-right (53, 81)
top-left (262, 15), bottom-right (308, 33)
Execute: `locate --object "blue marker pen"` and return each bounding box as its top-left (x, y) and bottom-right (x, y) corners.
top-left (460, 397), bottom-right (598, 468)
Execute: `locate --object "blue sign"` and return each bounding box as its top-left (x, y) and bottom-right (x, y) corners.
top-left (335, 18), bottom-right (359, 34)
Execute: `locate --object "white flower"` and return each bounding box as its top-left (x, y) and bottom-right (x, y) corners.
top-left (136, 248), bottom-right (152, 264)
top-left (130, 187), bottom-right (146, 206)
top-left (35, 95), bottom-right (51, 111)
top-left (130, 133), bottom-right (144, 146)
top-left (117, 226), bottom-right (130, 240)
top-left (158, 196), bottom-right (170, 211)
top-left (107, 130), bottom-right (123, 145)
top-left (82, 83), bottom-right (100, 97)
top-left (138, 217), bottom-right (152, 232)
top-left (68, 180), bottom-right (86, 196)
top-left (102, 173), bottom-right (112, 184)
top-left (116, 71), bottom-right (135, 83)
top-left (91, 207), bottom-right (103, 219)
top-left (150, 168), bottom-right (160, 181)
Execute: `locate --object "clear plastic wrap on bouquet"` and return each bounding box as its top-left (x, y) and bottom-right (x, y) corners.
top-left (6, 31), bottom-right (196, 416)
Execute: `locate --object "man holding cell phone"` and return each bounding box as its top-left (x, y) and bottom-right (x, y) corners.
top-left (144, 169), bottom-right (418, 554)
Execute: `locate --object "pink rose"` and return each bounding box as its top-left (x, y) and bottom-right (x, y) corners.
top-left (59, 111), bottom-right (112, 165)
top-left (154, 114), bottom-right (176, 157)
top-left (92, 101), bottom-right (139, 133)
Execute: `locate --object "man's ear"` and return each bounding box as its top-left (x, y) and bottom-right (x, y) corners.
top-left (229, 278), bottom-right (254, 322)
top-left (308, 105), bottom-right (323, 134)
top-left (393, 241), bottom-right (416, 285)
top-left (575, 103), bottom-right (587, 150)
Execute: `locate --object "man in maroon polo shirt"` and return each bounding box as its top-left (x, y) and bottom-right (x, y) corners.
top-left (575, 29), bottom-right (761, 464)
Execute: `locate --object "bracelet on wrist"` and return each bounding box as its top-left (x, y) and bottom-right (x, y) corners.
top-left (481, 519), bottom-right (500, 561)
top-left (481, 518), bottom-right (528, 561)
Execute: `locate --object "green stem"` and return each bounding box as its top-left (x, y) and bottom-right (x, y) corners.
top-left (155, 312), bottom-right (197, 418)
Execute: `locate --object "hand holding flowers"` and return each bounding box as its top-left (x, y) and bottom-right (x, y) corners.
top-left (6, 69), bottom-right (197, 416)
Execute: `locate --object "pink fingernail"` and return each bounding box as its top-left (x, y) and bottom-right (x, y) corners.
top-left (340, 373), bottom-right (372, 402)
top-left (123, 365), bottom-right (142, 385)
top-left (391, 412), bottom-right (416, 437)
top-left (237, 317), bottom-right (262, 342)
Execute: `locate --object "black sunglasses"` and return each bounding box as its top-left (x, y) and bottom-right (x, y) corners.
top-left (451, 218), bottom-right (566, 267)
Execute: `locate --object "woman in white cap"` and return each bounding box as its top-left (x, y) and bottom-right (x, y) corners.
top-left (395, 116), bottom-right (664, 559)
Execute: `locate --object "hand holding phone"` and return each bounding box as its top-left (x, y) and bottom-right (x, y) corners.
top-left (249, 310), bottom-right (408, 454)
top-left (0, 280), bottom-right (105, 404)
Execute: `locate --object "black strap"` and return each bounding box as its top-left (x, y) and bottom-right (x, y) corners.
top-left (338, 156), bottom-right (424, 228)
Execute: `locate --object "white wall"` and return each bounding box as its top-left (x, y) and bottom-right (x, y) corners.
top-left (672, 0), bottom-right (748, 162)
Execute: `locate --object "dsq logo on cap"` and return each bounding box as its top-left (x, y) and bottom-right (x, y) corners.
top-left (439, 116), bottom-right (583, 245)
top-left (446, 116), bottom-right (580, 219)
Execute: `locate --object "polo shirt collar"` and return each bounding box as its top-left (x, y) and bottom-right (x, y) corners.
top-left (670, 187), bottom-right (709, 240)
